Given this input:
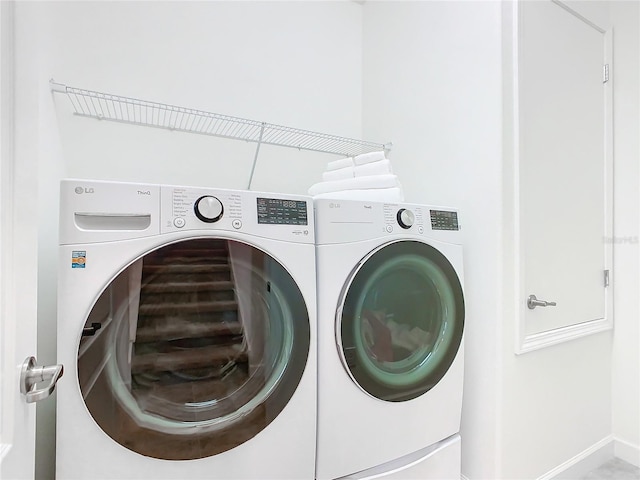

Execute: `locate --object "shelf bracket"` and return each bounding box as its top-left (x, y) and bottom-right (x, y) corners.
top-left (49, 80), bottom-right (68, 94)
top-left (247, 123), bottom-right (266, 190)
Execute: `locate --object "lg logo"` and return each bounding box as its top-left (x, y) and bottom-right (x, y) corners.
top-left (75, 187), bottom-right (151, 195)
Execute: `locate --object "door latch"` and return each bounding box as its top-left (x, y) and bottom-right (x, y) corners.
top-left (20, 356), bottom-right (64, 403)
top-left (527, 294), bottom-right (557, 310)
top-left (82, 322), bottom-right (102, 337)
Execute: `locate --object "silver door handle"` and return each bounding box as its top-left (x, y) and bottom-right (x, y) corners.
top-left (527, 294), bottom-right (557, 310)
top-left (20, 356), bottom-right (64, 403)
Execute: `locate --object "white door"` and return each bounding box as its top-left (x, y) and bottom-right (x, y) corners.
top-left (517, 0), bottom-right (612, 351)
top-left (0, 1), bottom-right (36, 477)
top-left (1, 3), bottom-right (62, 478)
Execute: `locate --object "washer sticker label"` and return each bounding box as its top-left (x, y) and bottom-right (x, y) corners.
top-left (72, 251), bottom-right (86, 268)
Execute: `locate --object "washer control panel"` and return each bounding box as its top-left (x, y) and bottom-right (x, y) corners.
top-left (162, 185), bottom-right (313, 242)
top-left (194, 195), bottom-right (224, 223)
top-left (257, 197), bottom-right (308, 225)
top-left (430, 209), bottom-right (459, 231)
top-left (60, 179), bottom-right (314, 244)
top-left (169, 187), bottom-right (241, 228)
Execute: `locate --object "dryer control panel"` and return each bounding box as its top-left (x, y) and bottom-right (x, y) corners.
top-left (314, 198), bottom-right (461, 246)
top-left (382, 204), bottom-right (427, 234)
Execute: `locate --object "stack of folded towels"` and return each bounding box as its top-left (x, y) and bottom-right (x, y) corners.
top-left (308, 151), bottom-right (404, 202)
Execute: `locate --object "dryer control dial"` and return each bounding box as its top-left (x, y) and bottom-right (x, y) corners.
top-left (194, 195), bottom-right (224, 223)
top-left (397, 208), bottom-right (415, 229)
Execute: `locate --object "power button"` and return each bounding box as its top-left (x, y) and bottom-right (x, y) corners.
top-left (173, 217), bottom-right (186, 228)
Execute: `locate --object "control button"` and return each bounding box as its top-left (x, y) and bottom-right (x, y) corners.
top-left (397, 208), bottom-right (415, 229)
top-left (173, 217), bottom-right (186, 228)
top-left (232, 219), bottom-right (242, 229)
top-left (386, 225), bottom-right (393, 233)
top-left (418, 226), bottom-right (424, 234)
top-left (194, 196), bottom-right (224, 223)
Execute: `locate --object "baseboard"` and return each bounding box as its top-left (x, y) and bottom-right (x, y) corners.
top-left (614, 437), bottom-right (640, 468)
top-left (540, 435), bottom-right (614, 480)
top-left (462, 435), bottom-right (637, 480)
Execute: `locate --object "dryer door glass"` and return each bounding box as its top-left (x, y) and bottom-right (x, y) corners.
top-left (339, 241), bottom-right (464, 402)
top-left (76, 238), bottom-right (310, 460)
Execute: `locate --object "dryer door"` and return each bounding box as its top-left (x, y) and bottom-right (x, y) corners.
top-left (76, 238), bottom-right (310, 460)
top-left (338, 240), bottom-right (464, 402)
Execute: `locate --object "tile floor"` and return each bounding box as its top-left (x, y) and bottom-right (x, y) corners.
top-left (581, 458), bottom-right (640, 479)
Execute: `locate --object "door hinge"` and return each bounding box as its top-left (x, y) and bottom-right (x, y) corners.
top-left (603, 64), bottom-right (610, 83)
top-left (604, 269), bottom-right (610, 287)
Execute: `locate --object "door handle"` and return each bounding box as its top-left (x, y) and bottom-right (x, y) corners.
top-left (20, 356), bottom-right (64, 403)
top-left (527, 294), bottom-right (557, 310)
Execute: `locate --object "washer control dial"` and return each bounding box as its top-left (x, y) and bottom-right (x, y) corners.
top-left (194, 196), bottom-right (224, 223)
top-left (397, 208), bottom-right (415, 229)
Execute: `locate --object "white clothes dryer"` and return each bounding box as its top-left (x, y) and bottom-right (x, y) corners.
top-left (314, 199), bottom-right (465, 480)
top-left (56, 179), bottom-right (316, 479)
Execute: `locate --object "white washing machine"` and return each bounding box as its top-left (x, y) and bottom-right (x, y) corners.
top-left (314, 199), bottom-right (465, 480)
top-left (56, 179), bottom-right (316, 479)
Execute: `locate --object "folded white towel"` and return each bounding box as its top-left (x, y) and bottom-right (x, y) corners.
top-left (312, 187), bottom-right (405, 202)
top-left (353, 151), bottom-right (386, 166)
top-left (354, 159), bottom-right (393, 177)
top-left (322, 167), bottom-right (355, 182)
top-left (327, 157), bottom-right (354, 171)
top-left (307, 174), bottom-right (400, 196)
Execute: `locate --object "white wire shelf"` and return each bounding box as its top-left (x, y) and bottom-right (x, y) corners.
top-left (50, 80), bottom-right (391, 158)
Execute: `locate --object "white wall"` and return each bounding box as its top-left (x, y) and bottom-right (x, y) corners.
top-left (362, 2), bottom-right (504, 478)
top-left (13, 2), bottom-right (364, 478)
top-left (501, 2), bottom-right (614, 479)
top-left (501, 1), bottom-right (640, 477)
top-left (364, 1), bottom-right (638, 479)
top-left (14, 1), bottom-right (640, 478)
top-left (38, 1), bottom-right (364, 193)
top-left (610, 0), bottom-right (640, 467)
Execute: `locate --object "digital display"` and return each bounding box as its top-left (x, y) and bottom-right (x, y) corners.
top-left (430, 210), bottom-right (459, 231)
top-left (257, 197), bottom-right (308, 225)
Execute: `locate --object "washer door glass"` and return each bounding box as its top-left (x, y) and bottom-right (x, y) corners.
top-left (77, 238), bottom-right (310, 460)
top-left (339, 241), bottom-right (464, 402)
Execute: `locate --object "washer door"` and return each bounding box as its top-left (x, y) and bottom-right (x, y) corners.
top-left (77, 238), bottom-right (310, 460)
top-left (339, 240), bottom-right (464, 402)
